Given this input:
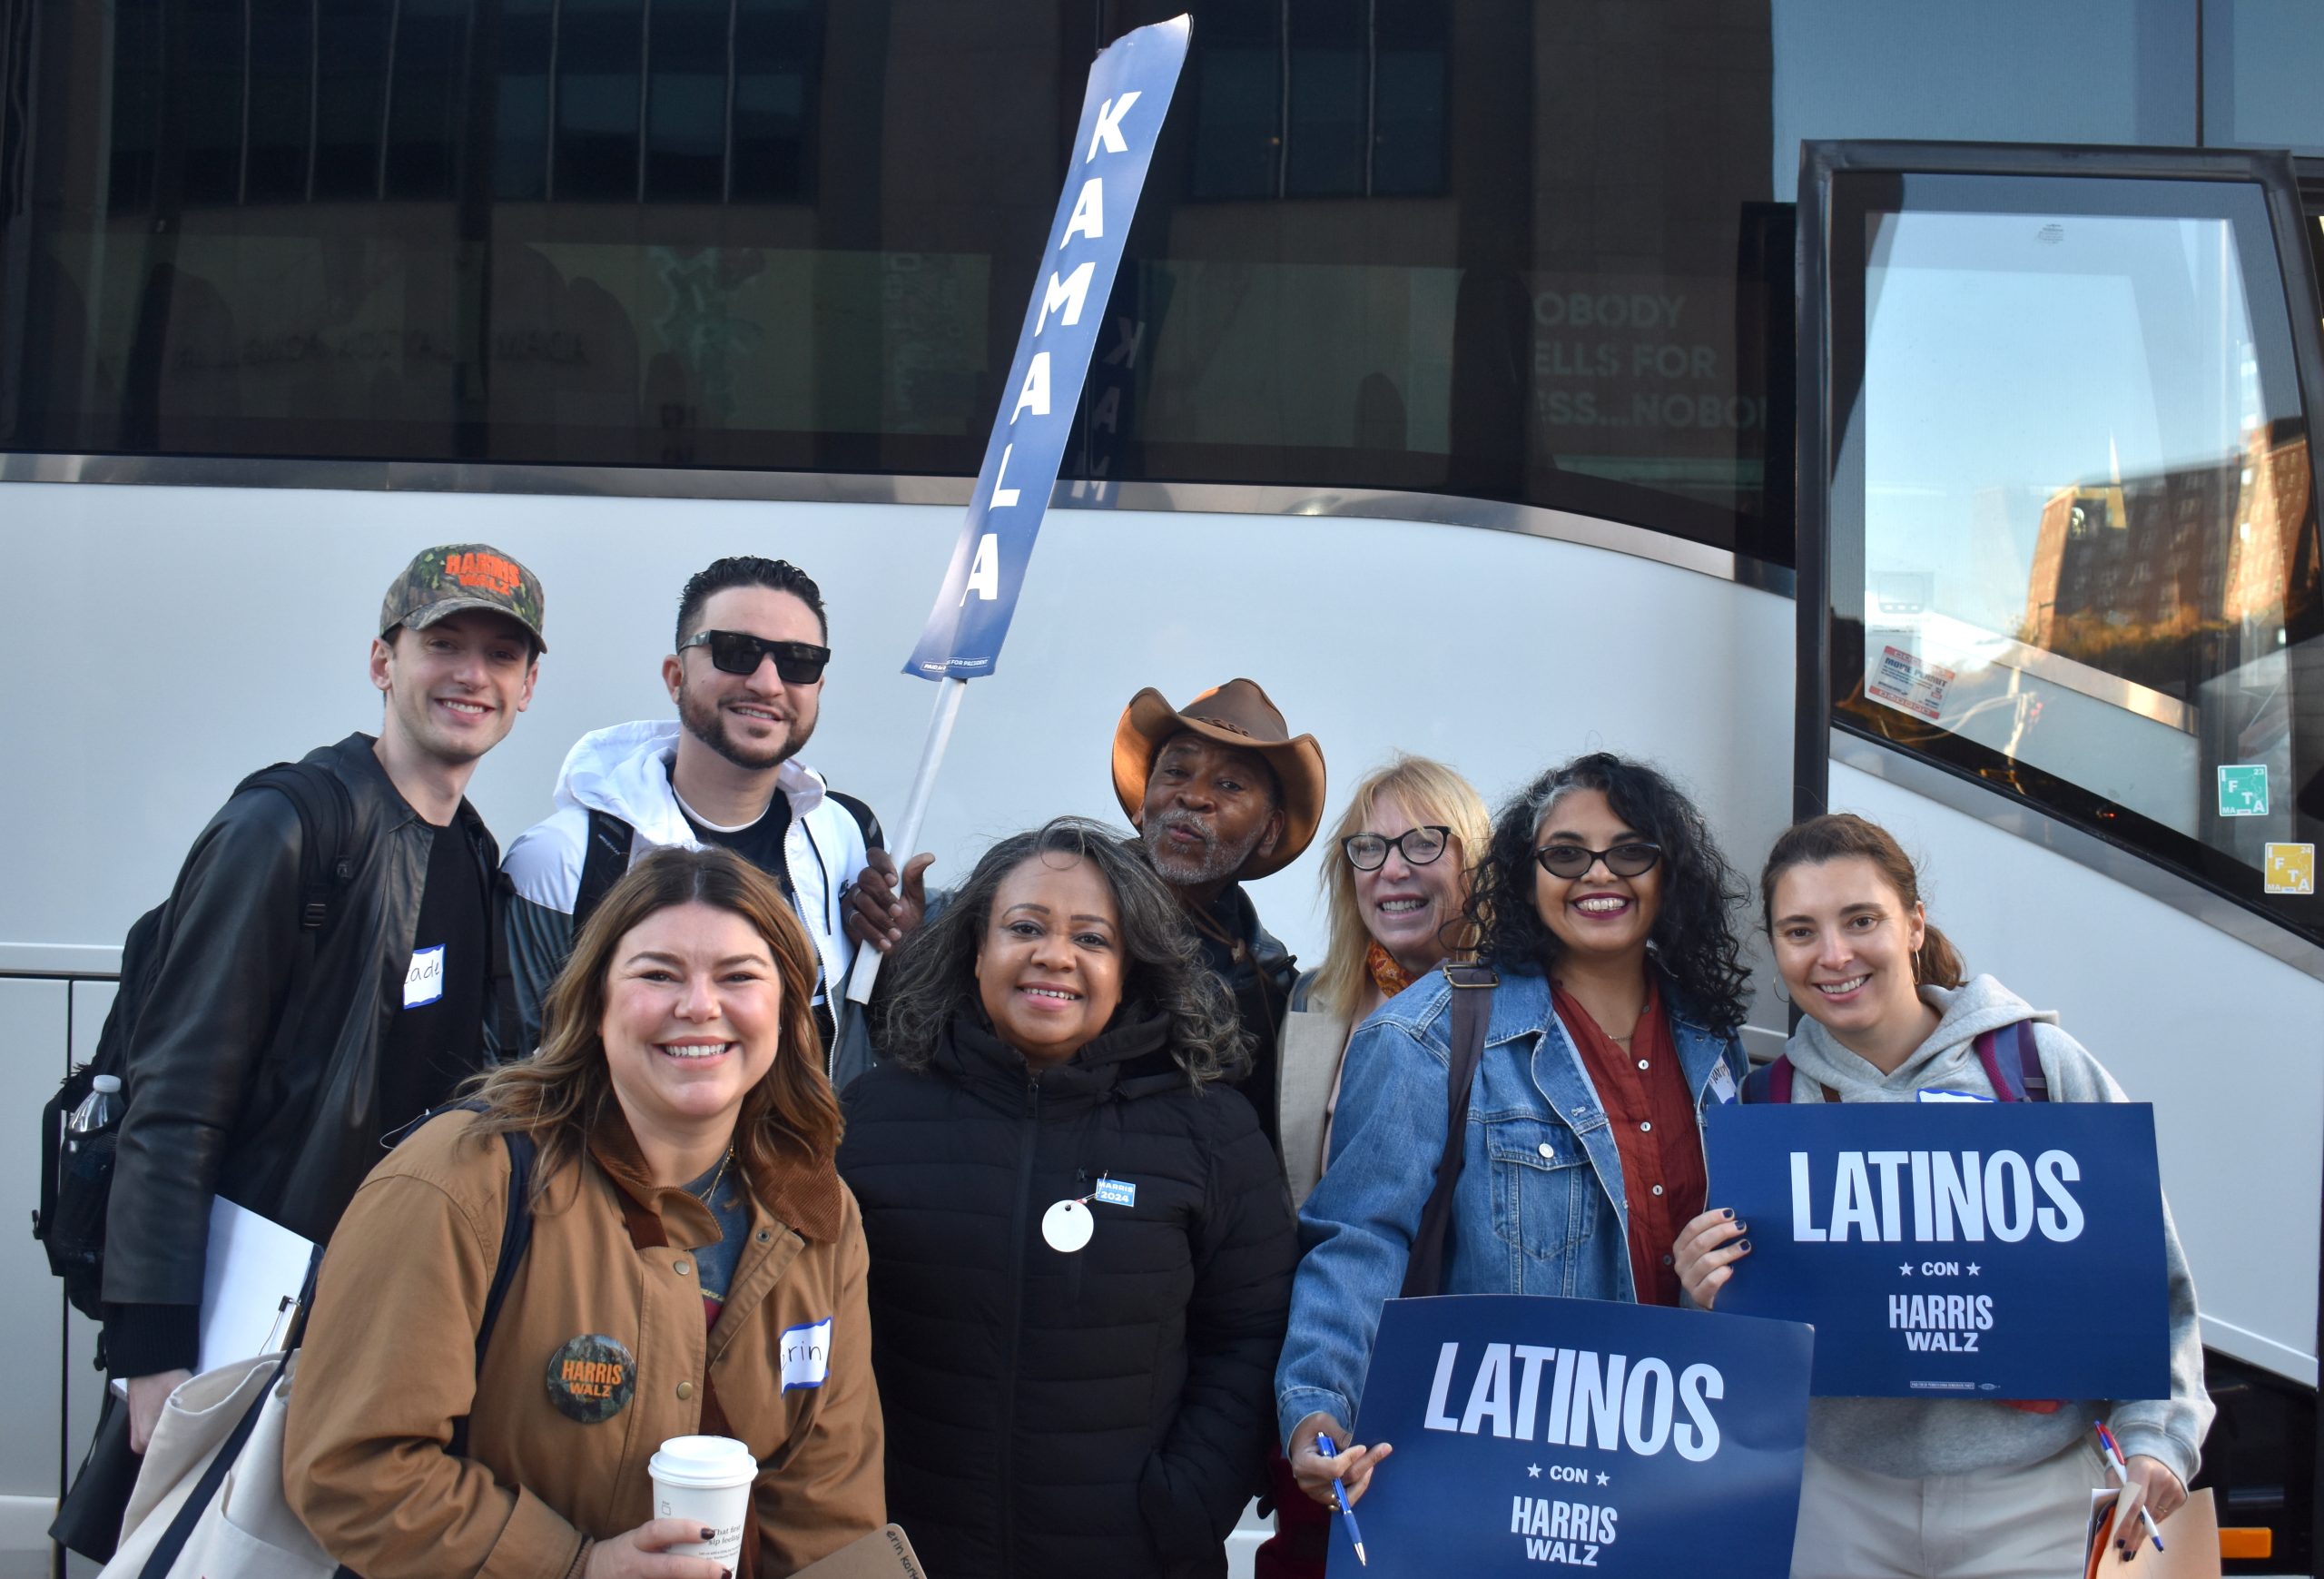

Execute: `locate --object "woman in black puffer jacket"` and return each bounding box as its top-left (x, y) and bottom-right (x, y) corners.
top-left (838, 817), bottom-right (1296, 1579)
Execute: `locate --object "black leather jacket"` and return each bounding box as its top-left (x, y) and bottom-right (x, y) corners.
top-left (104, 734), bottom-right (512, 1372)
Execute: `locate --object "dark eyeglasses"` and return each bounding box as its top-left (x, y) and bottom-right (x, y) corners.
top-left (681, 630), bottom-right (831, 684)
top-left (1342, 826), bottom-right (1452, 872)
top-left (1533, 840), bottom-right (1662, 880)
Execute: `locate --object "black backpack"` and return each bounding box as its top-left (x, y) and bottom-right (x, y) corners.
top-left (34, 762), bottom-right (354, 1319)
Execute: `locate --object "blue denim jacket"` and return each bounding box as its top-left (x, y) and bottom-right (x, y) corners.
top-left (1274, 966), bottom-right (1746, 1447)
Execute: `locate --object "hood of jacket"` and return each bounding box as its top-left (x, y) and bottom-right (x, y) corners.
top-left (1784, 972), bottom-right (2058, 1100)
top-left (549, 720), bottom-right (832, 845)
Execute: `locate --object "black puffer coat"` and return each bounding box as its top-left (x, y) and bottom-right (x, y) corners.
top-left (837, 1012), bottom-right (1296, 1579)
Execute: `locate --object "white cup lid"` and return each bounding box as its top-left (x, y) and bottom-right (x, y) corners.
top-left (649, 1435), bottom-right (757, 1488)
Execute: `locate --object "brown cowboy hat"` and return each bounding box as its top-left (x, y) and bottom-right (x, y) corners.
top-left (1111, 678), bottom-right (1327, 881)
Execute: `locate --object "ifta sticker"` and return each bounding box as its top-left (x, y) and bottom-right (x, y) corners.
top-left (2264, 843), bottom-right (2315, 896)
top-left (2218, 764), bottom-right (2270, 818)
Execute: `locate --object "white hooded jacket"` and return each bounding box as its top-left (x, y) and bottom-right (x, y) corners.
top-left (500, 720), bottom-right (876, 1054)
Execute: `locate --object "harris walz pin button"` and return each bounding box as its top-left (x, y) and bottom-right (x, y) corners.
top-left (546, 1334), bottom-right (637, 1424)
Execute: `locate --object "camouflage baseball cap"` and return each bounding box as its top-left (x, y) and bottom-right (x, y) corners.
top-left (380, 544), bottom-right (547, 653)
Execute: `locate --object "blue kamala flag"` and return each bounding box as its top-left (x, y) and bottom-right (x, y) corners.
top-left (1336, 1295), bottom-right (1811, 1579)
top-left (903, 16), bottom-right (1189, 680)
top-left (1702, 1102), bottom-right (2171, 1399)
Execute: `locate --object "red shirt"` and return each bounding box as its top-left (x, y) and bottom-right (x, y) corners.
top-left (1551, 980), bottom-right (1706, 1307)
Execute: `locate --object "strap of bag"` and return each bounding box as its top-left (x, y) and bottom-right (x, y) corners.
top-left (573, 810), bottom-right (636, 936)
top-left (1971, 1021), bottom-right (2048, 1102)
top-left (236, 763), bottom-right (354, 933)
top-left (1400, 965), bottom-right (1497, 1300)
top-left (1741, 1056), bottom-right (1794, 1104)
top-left (448, 1130), bottom-right (537, 1458)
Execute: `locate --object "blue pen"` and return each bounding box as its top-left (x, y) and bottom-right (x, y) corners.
top-left (1312, 1431), bottom-right (1368, 1567)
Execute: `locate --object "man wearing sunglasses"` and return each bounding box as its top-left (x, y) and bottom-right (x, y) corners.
top-left (502, 555), bottom-right (884, 1057)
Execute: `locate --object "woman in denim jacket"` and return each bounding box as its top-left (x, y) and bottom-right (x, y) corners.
top-left (1275, 753), bottom-right (1753, 1508)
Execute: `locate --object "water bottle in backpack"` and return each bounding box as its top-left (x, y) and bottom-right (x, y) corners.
top-left (68, 1074), bottom-right (122, 1137)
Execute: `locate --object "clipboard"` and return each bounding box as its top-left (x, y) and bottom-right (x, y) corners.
top-left (791, 1525), bottom-right (929, 1579)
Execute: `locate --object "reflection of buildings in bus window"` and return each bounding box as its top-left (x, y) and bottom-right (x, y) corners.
top-left (2020, 424), bottom-right (2314, 700)
top-left (17, 0), bottom-right (1784, 545)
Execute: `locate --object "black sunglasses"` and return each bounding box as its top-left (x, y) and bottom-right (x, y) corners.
top-left (1533, 840), bottom-right (1662, 880)
top-left (1342, 826), bottom-right (1452, 872)
top-left (681, 630), bottom-right (831, 684)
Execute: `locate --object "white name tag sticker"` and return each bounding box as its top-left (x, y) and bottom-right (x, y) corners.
top-left (402, 945), bottom-right (446, 1009)
top-left (1916, 1087), bottom-right (1995, 1104)
top-left (780, 1317), bottom-right (832, 1391)
top-left (1708, 1063), bottom-right (1738, 1104)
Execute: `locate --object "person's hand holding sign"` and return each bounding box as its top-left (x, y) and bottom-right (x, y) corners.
top-left (1673, 1208), bottom-right (1749, 1309)
top-left (845, 848), bottom-right (933, 952)
top-left (1287, 1411), bottom-right (1392, 1507)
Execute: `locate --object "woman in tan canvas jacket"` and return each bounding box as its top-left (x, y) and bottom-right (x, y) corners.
top-left (285, 846), bottom-right (883, 1579)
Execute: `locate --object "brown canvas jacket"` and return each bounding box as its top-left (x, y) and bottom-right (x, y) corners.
top-left (285, 1109), bottom-right (884, 1579)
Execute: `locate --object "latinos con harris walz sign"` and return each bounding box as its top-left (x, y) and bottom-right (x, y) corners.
top-left (1704, 1102), bottom-right (2171, 1400)
top-left (1335, 1295), bottom-right (1813, 1579)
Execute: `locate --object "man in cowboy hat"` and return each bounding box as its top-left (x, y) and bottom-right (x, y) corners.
top-left (1108, 677), bottom-right (1324, 1153)
top-left (845, 677), bottom-right (1324, 1152)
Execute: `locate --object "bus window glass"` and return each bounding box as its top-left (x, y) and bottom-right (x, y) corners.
top-left (1832, 172), bottom-right (2323, 923)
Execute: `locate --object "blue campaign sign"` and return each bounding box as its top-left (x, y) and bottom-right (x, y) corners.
top-left (1336, 1295), bottom-right (1812, 1579)
top-left (1702, 1102), bottom-right (2171, 1400)
top-left (903, 16), bottom-right (1189, 680)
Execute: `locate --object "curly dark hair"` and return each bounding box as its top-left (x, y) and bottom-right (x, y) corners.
top-left (1460, 752), bottom-right (1751, 1031)
top-left (874, 817), bottom-right (1250, 1085)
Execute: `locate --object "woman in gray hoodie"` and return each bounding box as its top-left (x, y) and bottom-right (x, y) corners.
top-left (1675, 814), bottom-right (2210, 1579)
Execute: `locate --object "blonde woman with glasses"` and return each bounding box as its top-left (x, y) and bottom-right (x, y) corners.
top-left (1277, 756), bottom-right (1492, 1209)
top-left (1256, 756), bottom-right (1490, 1579)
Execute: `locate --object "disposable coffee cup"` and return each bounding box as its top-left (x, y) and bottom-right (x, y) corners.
top-left (648, 1435), bottom-right (758, 1567)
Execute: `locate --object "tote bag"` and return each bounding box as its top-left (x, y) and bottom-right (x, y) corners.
top-left (101, 1126), bottom-right (537, 1579)
top-left (96, 1348), bottom-right (332, 1579)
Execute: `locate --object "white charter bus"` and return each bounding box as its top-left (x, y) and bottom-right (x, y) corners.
top-left (5, 3), bottom-right (2324, 1574)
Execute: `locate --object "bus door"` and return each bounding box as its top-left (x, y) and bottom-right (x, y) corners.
top-left (1795, 141), bottom-right (2324, 1574)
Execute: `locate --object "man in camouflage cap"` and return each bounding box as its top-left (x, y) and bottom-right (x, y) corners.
top-left (99, 542), bottom-right (544, 1470)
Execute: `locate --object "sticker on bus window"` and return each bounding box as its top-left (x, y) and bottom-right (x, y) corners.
top-left (2264, 843), bottom-right (2314, 895)
top-left (2218, 765), bottom-right (2270, 817)
top-left (1867, 645), bottom-right (1954, 725)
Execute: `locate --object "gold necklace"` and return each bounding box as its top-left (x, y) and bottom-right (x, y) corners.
top-left (690, 1145), bottom-right (735, 1206)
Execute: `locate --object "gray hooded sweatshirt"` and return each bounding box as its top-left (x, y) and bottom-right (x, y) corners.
top-left (1779, 974), bottom-right (2211, 1482)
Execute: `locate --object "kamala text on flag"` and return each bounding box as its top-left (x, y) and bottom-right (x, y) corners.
top-left (905, 16), bottom-right (1190, 680)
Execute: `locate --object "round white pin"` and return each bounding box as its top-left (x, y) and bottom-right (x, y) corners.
top-left (1041, 1199), bottom-right (1094, 1253)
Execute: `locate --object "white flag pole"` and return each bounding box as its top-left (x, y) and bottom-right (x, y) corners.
top-left (843, 675), bottom-right (970, 1004)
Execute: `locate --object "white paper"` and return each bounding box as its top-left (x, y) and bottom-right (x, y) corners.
top-left (109, 1198), bottom-right (314, 1396)
top-left (201, 1197), bottom-right (316, 1369)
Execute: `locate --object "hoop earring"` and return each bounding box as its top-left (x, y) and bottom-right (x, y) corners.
top-left (1772, 975), bottom-right (1791, 1004)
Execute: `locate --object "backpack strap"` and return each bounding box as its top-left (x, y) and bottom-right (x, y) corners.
top-left (824, 790), bottom-right (882, 854)
top-left (572, 809), bottom-right (635, 936)
top-left (448, 1129), bottom-right (537, 1459)
top-left (1402, 964), bottom-right (1498, 1300)
top-left (1973, 1021), bottom-right (2049, 1102)
top-left (1741, 1056), bottom-right (1794, 1104)
top-left (235, 762), bottom-right (355, 932)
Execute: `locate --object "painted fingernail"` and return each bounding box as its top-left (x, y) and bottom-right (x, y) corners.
top-left (1738, 1240), bottom-right (1751, 1252)
top-left (701, 1528), bottom-right (716, 1541)
top-left (1735, 1223), bottom-right (1748, 1234)
top-left (1720, 1209), bottom-right (1734, 1219)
